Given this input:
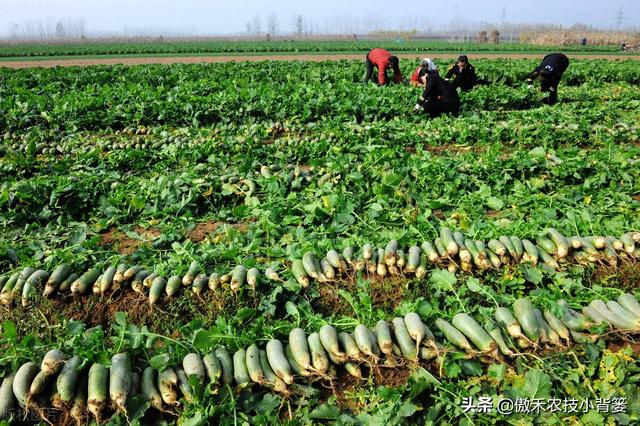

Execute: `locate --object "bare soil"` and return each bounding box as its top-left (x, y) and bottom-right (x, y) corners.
top-left (1, 53), bottom-right (638, 69)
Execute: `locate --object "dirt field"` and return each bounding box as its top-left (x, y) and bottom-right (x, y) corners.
top-left (1, 52), bottom-right (637, 68)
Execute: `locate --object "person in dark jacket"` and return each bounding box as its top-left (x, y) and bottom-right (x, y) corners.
top-left (527, 53), bottom-right (570, 105)
top-left (445, 55), bottom-right (478, 91)
top-left (413, 68), bottom-right (460, 118)
top-left (410, 58), bottom-right (437, 87)
top-left (364, 48), bottom-right (403, 85)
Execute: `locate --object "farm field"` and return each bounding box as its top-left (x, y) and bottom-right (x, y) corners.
top-left (1, 55), bottom-right (640, 425)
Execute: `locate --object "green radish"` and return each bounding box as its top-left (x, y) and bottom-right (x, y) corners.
top-left (362, 244), bottom-right (373, 260)
top-left (88, 363), bottom-right (109, 421)
top-left (302, 252), bottom-right (321, 280)
top-left (289, 328), bottom-right (312, 372)
top-left (141, 367), bottom-right (163, 411)
top-left (392, 344), bottom-right (402, 357)
top-left (233, 349), bottom-right (251, 386)
top-left (202, 353), bottom-right (222, 386)
top-left (143, 272), bottom-right (158, 289)
top-left (536, 236), bottom-right (557, 256)
top-left (395, 249), bottom-right (405, 270)
top-left (452, 313), bottom-right (496, 353)
top-left (384, 240), bottom-right (398, 266)
top-left (483, 321), bottom-right (515, 356)
top-left (231, 265), bottom-right (247, 291)
top-left (374, 320), bottom-right (394, 355)
top-left (183, 353), bottom-right (206, 384)
top-left (521, 239), bottom-right (539, 265)
top-left (415, 254), bottom-right (428, 279)
top-left (376, 248), bottom-right (387, 277)
top-left (591, 236), bottom-right (607, 249)
top-left (12, 267), bottom-right (35, 299)
top-left (344, 362), bottom-right (362, 379)
top-left (558, 301), bottom-right (589, 331)
top-left (488, 240), bottom-right (506, 257)
top-left (544, 310), bottom-right (571, 343)
top-left (547, 229), bottom-right (570, 258)
top-left (192, 273), bottom-right (208, 295)
top-left (353, 325), bottom-right (376, 358)
top-left (453, 232), bottom-right (466, 248)
top-left (182, 261), bottom-right (199, 286)
top-left (499, 236), bottom-right (517, 258)
top-left (406, 246), bottom-right (421, 273)
top-left (265, 267), bottom-right (283, 282)
top-left (534, 309), bottom-right (561, 345)
top-left (285, 344), bottom-right (310, 377)
top-left (568, 236), bottom-right (583, 249)
top-left (208, 272), bottom-right (220, 290)
top-left (44, 264), bottom-right (72, 297)
top-left (246, 268), bottom-right (260, 290)
top-left (165, 275), bottom-right (181, 297)
top-left (57, 356), bottom-right (82, 402)
top-left (110, 353), bottom-right (131, 412)
top-left (123, 265), bottom-right (142, 281)
top-left (537, 245), bottom-right (559, 269)
top-left (435, 319), bottom-right (473, 352)
top-left (475, 240), bottom-right (488, 259)
top-left (514, 299), bottom-right (539, 342)
top-left (421, 241), bottom-right (439, 262)
top-left (465, 239), bottom-right (482, 266)
top-left (40, 349), bottom-right (66, 377)
top-left (320, 258), bottom-right (335, 280)
top-left (92, 274), bottom-right (104, 295)
top-left (319, 325), bottom-right (346, 363)
top-left (570, 330), bottom-right (599, 344)
top-left (29, 369), bottom-right (53, 398)
top-left (342, 247), bottom-right (354, 265)
top-left (607, 236), bottom-right (624, 252)
top-left (631, 232), bottom-right (640, 243)
top-left (367, 328), bottom-right (381, 356)
top-left (419, 345), bottom-right (442, 361)
top-left (338, 332), bottom-right (362, 360)
top-left (131, 270), bottom-right (150, 293)
top-left (486, 249), bottom-right (502, 269)
top-left (100, 266), bottom-right (117, 293)
top-left (71, 269), bottom-right (100, 295)
top-left (246, 344), bottom-right (265, 384)
top-left (307, 332), bottom-right (330, 374)
top-left (258, 350), bottom-right (287, 393)
top-left (580, 238), bottom-right (598, 255)
top-left (58, 273), bottom-right (78, 293)
top-left (0, 272), bottom-right (19, 305)
top-left (606, 301), bottom-right (640, 323)
top-left (582, 306), bottom-right (609, 325)
top-left (440, 228), bottom-right (458, 256)
top-left (458, 247), bottom-right (472, 264)
top-left (214, 347), bottom-right (234, 386)
top-left (618, 294), bottom-right (640, 317)
top-left (158, 368), bottom-right (178, 405)
top-left (149, 276), bottom-right (167, 305)
top-left (0, 373), bottom-right (16, 419)
top-left (621, 234), bottom-right (635, 254)
top-left (131, 371), bottom-right (141, 395)
top-left (589, 300), bottom-right (634, 329)
top-left (13, 362), bottom-right (39, 408)
top-left (113, 263), bottom-right (128, 286)
top-left (434, 238), bottom-right (447, 258)
top-left (404, 312), bottom-right (435, 350)
top-left (70, 373), bottom-right (87, 424)
top-left (291, 260), bottom-right (309, 287)
top-left (266, 339), bottom-right (294, 384)
top-left (176, 368), bottom-right (193, 402)
top-left (509, 236), bottom-right (524, 258)
top-left (21, 269), bottom-right (49, 306)
top-left (392, 317), bottom-right (418, 361)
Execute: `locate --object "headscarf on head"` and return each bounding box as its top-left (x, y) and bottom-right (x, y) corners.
top-left (420, 58), bottom-right (438, 72)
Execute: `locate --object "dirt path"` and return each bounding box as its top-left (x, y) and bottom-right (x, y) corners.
top-left (1, 52), bottom-right (637, 68)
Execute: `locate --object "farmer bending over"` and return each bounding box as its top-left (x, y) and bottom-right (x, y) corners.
top-left (445, 55), bottom-right (479, 92)
top-left (414, 66), bottom-right (460, 118)
top-left (364, 48), bottom-right (403, 85)
top-left (527, 53), bottom-right (570, 105)
top-left (410, 58), bottom-right (438, 87)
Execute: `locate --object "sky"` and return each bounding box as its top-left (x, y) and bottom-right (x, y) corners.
top-left (1, 0), bottom-right (638, 37)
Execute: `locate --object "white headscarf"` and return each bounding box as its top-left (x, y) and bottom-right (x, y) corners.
top-left (421, 58), bottom-right (438, 72)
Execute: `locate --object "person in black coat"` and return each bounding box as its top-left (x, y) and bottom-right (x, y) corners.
top-left (445, 55), bottom-right (478, 91)
top-left (527, 53), bottom-right (570, 105)
top-left (413, 68), bottom-right (460, 118)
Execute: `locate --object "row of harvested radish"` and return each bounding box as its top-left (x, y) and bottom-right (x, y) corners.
top-left (291, 228), bottom-right (640, 286)
top-left (1, 228), bottom-right (638, 307)
top-left (3, 293), bottom-right (640, 422)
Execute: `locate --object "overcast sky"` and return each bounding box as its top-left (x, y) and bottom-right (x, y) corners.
top-left (2, 0), bottom-right (638, 37)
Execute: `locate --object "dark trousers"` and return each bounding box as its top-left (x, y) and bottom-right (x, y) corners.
top-left (423, 100), bottom-right (460, 118)
top-left (541, 77), bottom-right (560, 105)
top-left (364, 56), bottom-right (379, 83)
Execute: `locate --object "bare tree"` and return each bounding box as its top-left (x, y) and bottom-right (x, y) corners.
top-left (295, 15), bottom-right (303, 36)
top-left (252, 14), bottom-right (262, 35)
top-left (267, 13), bottom-right (279, 36)
top-left (246, 21), bottom-right (252, 35)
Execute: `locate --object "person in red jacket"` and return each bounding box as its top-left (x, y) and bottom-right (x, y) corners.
top-left (410, 58), bottom-right (437, 86)
top-left (364, 48), bottom-right (403, 85)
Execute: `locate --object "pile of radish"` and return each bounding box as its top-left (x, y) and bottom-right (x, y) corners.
top-left (1, 228), bottom-right (638, 309)
top-left (2, 293), bottom-right (640, 423)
